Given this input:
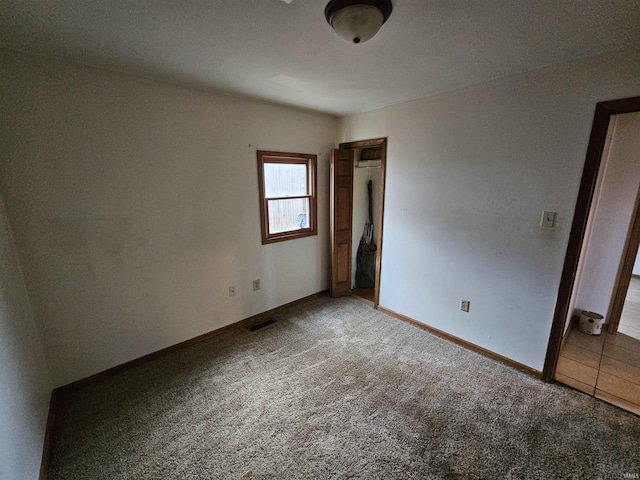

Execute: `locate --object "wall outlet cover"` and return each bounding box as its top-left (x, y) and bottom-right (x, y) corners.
top-left (461, 299), bottom-right (470, 312)
top-left (541, 211), bottom-right (556, 228)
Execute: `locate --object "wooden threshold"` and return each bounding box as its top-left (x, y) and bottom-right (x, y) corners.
top-left (554, 326), bottom-right (640, 414)
top-left (553, 326), bottom-right (604, 395)
top-left (378, 305), bottom-right (542, 379)
top-left (595, 389), bottom-right (640, 416)
top-left (352, 287), bottom-right (374, 302)
top-left (554, 372), bottom-right (596, 396)
top-left (555, 355), bottom-right (599, 390)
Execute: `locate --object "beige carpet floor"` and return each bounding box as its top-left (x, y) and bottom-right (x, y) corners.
top-left (49, 294), bottom-right (640, 479)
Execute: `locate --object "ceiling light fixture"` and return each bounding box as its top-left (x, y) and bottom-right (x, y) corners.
top-left (324, 0), bottom-right (392, 44)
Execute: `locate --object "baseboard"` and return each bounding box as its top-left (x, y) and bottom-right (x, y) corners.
top-left (57, 289), bottom-right (329, 395)
top-left (377, 305), bottom-right (542, 379)
top-left (42, 290), bottom-right (329, 477)
top-left (39, 389), bottom-right (59, 480)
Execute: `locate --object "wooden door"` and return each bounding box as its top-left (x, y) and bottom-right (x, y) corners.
top-left (330, 149), bottom-right (354, 297)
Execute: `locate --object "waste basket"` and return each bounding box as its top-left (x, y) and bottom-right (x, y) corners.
top-left (577, 311), bottom-right (605, 335)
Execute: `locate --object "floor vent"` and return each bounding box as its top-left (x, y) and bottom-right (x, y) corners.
top-left (248, 318), bottom-right (277, 332)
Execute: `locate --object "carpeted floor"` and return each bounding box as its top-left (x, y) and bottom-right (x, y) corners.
top-left (49, 294), bottom-right (640, 479)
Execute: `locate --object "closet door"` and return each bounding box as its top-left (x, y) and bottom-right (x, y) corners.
top-left (330, 149), bottom-right (354, 297)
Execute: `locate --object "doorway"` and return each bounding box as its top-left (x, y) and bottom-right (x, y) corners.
top-left (545, 99), bottom-right (640, 414)
top-left (330, 138), bottom-right (387, 308)
top-left (568, 111), bottom-right (640, 338)
top-left (544, 96), bottom-right (640, 383)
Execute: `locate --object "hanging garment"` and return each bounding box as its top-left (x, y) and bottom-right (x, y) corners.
top-left (355, 180), bottom-right (376, 288)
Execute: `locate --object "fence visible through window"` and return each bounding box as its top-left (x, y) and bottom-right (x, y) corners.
top-left (263, 162), bottom-right (309, 234)
top-left (257, 151), bottom-right (317, 244)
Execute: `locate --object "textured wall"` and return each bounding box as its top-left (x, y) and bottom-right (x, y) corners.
top-left (337, 46), bottom-right (640, 371)
top-left (0, 194), bottom-right (52, 480)
top-left (0, 51), bottom-right (336, 387)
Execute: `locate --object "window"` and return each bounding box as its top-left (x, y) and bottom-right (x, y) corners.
top-left (257, 150), bottom-right (317, 244)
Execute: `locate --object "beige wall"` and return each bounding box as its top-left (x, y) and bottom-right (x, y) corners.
top-left (0, 51), bottom-right (336, 387)
top-left (337, 46), bottom-right (640, 371)
top-left (0, 194), bottom-right (52, 480)
top-left (2, 45), bottom-right (639, 388)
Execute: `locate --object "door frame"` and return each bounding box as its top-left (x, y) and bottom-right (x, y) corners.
top-left (338, 137), bottom-right (387, 308)
top-left (607, 182), bottom-right (640, 334)
top-left (542, 96), bottom-right (640, 382)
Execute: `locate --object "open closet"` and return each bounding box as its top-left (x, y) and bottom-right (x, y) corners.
top-left (330, 137), bottom-right (387, 306)
top-left (351, 147), bottom-right (382, 302)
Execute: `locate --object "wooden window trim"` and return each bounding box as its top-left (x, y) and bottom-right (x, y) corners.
top-left (257, 150), bottom-right (318, 244)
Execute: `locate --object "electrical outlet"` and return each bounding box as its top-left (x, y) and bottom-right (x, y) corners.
top-left (460, 299), bottom-right (470, 312)
top-left (229, 285), bottom-right (236, 297)
top-left (253, 279), bottom-right (261, 291)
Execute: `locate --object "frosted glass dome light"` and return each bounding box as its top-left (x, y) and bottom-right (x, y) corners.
top-left (325, 0), bottom-right (393, 44)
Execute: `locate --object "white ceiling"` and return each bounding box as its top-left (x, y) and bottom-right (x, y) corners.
top-left (1, 1), bottom-right (640, 115)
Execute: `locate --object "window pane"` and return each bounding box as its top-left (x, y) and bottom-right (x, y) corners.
top-left (257, 151), bottom-right (317, 244)
top-left (264, 163), bottom-right (308, 198)
top-left (267, 198), bottom-right (310, 234)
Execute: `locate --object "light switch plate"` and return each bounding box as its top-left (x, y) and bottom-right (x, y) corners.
top-left (541, 211), bottom-right (556, 228)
